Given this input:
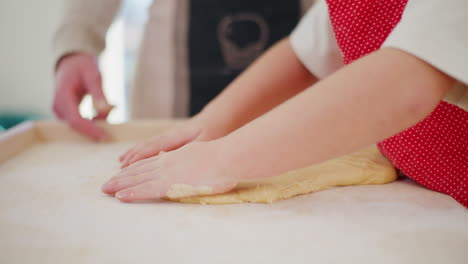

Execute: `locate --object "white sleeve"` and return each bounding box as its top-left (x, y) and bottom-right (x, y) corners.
top-left (290, 0), bottom-right (343, 79)
top-left (383, 0), bottom-right (468, 86)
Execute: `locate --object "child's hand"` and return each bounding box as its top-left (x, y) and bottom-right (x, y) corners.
top-left (119, 116), bottom-right (226, 168)
top-left (104, 141), bottom-right (238, 202)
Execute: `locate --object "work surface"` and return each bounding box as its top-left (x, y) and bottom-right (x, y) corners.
top-left (1, 142), bottom-right (467, 264)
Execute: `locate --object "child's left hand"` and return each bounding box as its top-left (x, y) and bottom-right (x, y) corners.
top-left (102, 141), bottom-right (238, 202)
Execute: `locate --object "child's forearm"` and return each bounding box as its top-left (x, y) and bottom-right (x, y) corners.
top-left (220, 48), bottom-right (454, 180)
top-left (195, 38), bottom-right (317, 136)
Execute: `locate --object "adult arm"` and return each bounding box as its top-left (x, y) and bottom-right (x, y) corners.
top-left (52, 0), bottom-right (121, 140)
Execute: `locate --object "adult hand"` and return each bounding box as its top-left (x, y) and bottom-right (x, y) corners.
top-left (53, 53), bottom-right (113, 141)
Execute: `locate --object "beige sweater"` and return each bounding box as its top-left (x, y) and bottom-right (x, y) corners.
top-left (53, 0), bottom-right (121, 66)
top-left (53, 0), bottom-right (316, 118)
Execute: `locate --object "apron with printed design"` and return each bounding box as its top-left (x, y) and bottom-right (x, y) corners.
top-left (131, 0), bottom-right (315, 118)
top-left (325, 0), bottom-right (468, 207)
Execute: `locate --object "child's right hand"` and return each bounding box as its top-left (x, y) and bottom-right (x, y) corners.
top-left (119, 116), bottom-right (225, 168)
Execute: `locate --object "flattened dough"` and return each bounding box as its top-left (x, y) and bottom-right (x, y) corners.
top-left (167, 184), bottom-right (213, 199)
top-left (169, 146), bottom-right (397, 204)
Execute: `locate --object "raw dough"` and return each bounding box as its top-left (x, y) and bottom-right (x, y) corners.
top-left (169, 146), bottom-right (397, 204)
top-left (167, 184), bottom-right (213, 199)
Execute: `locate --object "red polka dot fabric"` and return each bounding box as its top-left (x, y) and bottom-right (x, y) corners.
top-left (325, 0), bottom-right (468, 207)
top-left (326, 0), bottom-right (408, 64)
top-left (379, 102), bottom-right (468, 207)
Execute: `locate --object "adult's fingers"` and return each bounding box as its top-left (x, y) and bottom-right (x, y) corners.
top-left (53, 54), bottom-right (111, 140)
top-left (64, 92), bottom-right (110, 141)
top-left (83, 68), bottom-right (113, 119)
top-left (69, 116), bottom-right (109, 141)
top-left (92, 98), bottom-right (114, 120)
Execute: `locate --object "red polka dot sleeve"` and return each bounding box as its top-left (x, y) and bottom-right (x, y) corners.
top-left (324, 0), bottom-right (468, 207)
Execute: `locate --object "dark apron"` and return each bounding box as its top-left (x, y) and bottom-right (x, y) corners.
top-left (188, 1), bottom-right (302, 115)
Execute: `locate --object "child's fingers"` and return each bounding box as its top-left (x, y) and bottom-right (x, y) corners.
top-left (123, 148), bottom-right (162, 168)
top-left (114, 179), bottom-right (238, 202)
top-left (120, 145), bottom-right (144, 166)
top-left (120, 145), bottom-right (156, 168)
top-left (115, 180), bottom-right (168, 202)
top-left (119, 144), bottom-right (142, 161)
top-left (102, 171), bottom-right (157, 194)
top-left (121, 149), bottom-right (152, 168)
top-left (120, 143), bottom-right (158, 168)
top-left (119, 139), bottom-right (154, 165)
top-left (211, 181), bottom-right (238, 195)
top-left (120, 127), bottom-right (200, 167)
top-left (120, 152), bottom-right (139, 168)
top-left (115, 156), bottom-right (160, 179)
top-left (119, 148), bottom-right (135, 162)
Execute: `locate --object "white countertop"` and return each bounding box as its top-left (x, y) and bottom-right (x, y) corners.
top-left (1, 142), bottom-right (467, 264)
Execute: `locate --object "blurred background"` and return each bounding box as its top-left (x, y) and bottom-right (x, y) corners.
top-left (0, 0), bottom-right (312, 133)
top-left (0, 0), bottom-right (150, 130)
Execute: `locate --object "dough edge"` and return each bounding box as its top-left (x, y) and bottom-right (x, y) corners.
top-left (166, 184), bottom-right (213, 199)
top-left (169, 146), bottom-right (398, 205)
